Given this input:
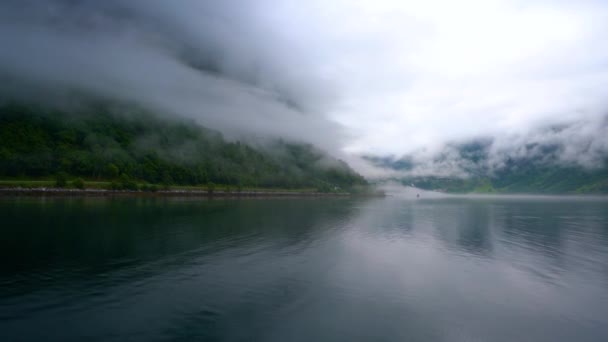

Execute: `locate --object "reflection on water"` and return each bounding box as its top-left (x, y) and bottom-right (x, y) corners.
top-left (1, 196), bottom-right (608, 341)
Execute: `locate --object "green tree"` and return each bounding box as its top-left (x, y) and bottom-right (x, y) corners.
top-left (55, 173), bottom-right (68, 188)
top-left (105, 163), bottom-right (120, 179)
top-left (72, 178), bottom-right (85, 189)
top-left (119, 174), bottom-right (138, 191)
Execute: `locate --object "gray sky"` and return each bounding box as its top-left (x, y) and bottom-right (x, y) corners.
top-left (1, 0), bottom-right (608, 176)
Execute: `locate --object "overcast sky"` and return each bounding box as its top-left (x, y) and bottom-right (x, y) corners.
top-left (293, 0), bottom-right (608, 154)
top-left (1, 0), bottom-right (608, 175)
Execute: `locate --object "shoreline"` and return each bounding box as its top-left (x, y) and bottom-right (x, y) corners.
top-left (0, 187), bottom-right (357, 198)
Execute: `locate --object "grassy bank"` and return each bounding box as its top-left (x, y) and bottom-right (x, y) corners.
top-left (0, 178), bottom-right (375, 198)
top-left (0, 178), bottom-right (322, 193)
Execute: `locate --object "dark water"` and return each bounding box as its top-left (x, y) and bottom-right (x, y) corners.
top-left (1, 196), bottom-right (608, 342)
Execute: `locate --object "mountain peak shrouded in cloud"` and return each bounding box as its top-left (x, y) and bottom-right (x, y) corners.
top-left (1, 0), bottom-right (608, 178)
top-left (0, 0), bottom-right (341, 151)
top-left (372, 114), bottom-right (608, 180)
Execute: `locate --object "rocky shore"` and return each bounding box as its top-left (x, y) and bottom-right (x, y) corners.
top-left (0, 187), bottom-right (353, 197)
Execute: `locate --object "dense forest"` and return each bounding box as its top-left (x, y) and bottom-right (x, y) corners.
top-left (0, 103), bottom-right (368, 192)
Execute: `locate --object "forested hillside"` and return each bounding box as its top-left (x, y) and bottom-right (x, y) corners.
top-left (0, 103), bottom-right (367, 191)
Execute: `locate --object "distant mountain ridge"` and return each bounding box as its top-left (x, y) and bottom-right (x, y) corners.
top-left (366, 140), bottom-right (608, 194)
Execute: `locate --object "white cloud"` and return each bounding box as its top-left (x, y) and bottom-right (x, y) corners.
top-left (282, 0), bottom-right (608, 158)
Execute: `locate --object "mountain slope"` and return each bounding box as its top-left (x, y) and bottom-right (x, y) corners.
top-left (0, 103), bottom-right (367, 191)
top-left (367, 141), bottom-right (608, 194)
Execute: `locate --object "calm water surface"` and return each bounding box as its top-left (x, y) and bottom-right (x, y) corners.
top-left (1, 196), bottom-right (608, 341)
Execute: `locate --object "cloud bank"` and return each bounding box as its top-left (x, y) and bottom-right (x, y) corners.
top-left (0, 0), bottom-right (342, 151)
top-left (1, 0), bottom-right (608, 176)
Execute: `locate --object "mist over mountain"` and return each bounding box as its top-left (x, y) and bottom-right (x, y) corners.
top-left (1, 0), bottom-right (608, 183)
top-left (0, 0), bottom-right (345, 154)
top-left (0, 0), bottom-right (374, 188)
top-left (367, 120), bottom-right (608, 193)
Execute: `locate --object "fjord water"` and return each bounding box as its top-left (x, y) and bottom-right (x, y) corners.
top-left (1, 196), bottom-right (608, 342)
